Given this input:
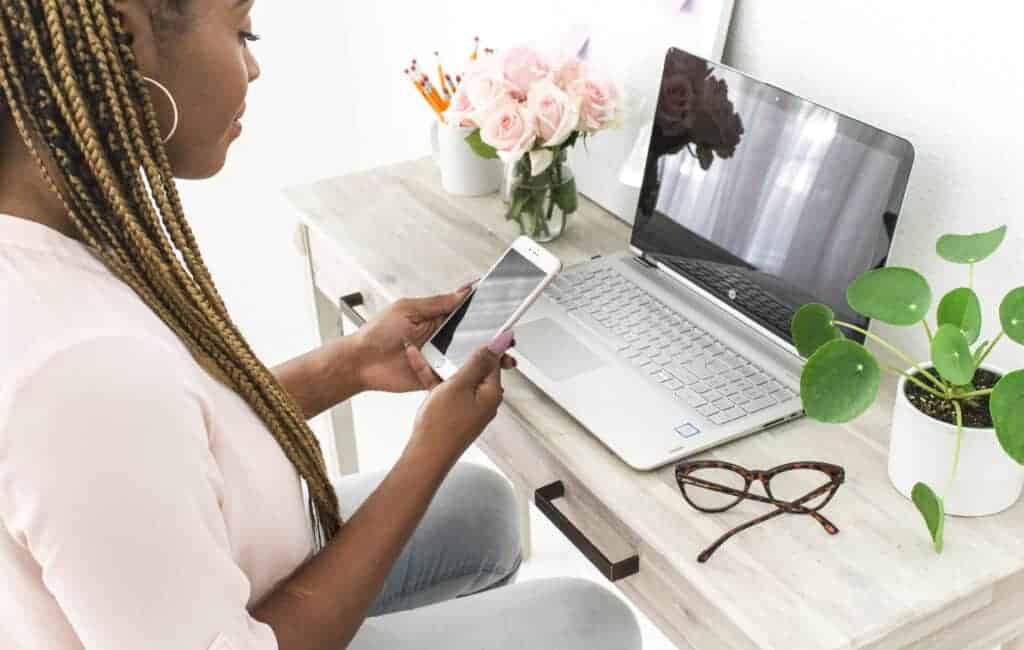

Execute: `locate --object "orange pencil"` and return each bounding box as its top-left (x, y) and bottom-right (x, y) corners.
top-left (404, 68), bottom-right (431, 104)
top-left (420, 74), bottom-right (447, 111)
top-left (406, 69), bottom-right (445, 121)
top-left (434, 51), bottom-right (452, 99)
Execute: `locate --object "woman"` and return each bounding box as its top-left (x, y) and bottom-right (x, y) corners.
top-left (0, 1), bottom-right (643, 649)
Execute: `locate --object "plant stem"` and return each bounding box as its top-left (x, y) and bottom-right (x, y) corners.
top-left (956, 388), bottom-right (993, 399)
top-left (943, 400), bottom-right (964, 500)
top-left (969, 262), bottom-right (974, 290)
top-left (975, 331), bottom-right (1003, 370)
top-left (544, 167), bottom-right (556, 226)
top-left (833, 320), bottom-right (949, 392)
top-left (883, 365), bottom-right (948, 399)
top-left (923, 320), bottom-right (933, 344)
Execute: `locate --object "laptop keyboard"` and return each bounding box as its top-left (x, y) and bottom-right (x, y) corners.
top-left (544, 264), bottom-right (798, 426)
top-left (661, 258), bottom-right (796, 340)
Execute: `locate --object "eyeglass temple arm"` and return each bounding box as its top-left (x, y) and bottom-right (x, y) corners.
top-left (696, 492), bottom-right (840, 564)
top-left (740, 490), bottom-right (838, 533)
top-left (679, 477), bottom-right (839, 533)
top-left (698, 506), bottom-right (790, 563)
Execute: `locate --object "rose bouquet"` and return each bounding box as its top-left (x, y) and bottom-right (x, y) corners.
top-left (445, 46), bottom-right (624, 241)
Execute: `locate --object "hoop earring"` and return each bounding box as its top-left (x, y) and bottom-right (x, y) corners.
top-left (142, 76), bottom-right (179, 144)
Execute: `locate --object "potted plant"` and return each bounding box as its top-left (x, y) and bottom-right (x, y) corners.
top-left (791, 225), bottom-right (1024, 552)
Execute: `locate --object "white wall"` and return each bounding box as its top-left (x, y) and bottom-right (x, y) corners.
top-left (723, 0), bottom-right (1024, 370)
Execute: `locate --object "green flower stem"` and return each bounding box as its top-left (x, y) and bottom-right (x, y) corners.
top-left (544, 163), bottom-right (557, 226)
top-left (833, 320), bottom-right (949, 392)
top-left (974, 331), bottom-right (1003, 370)
top-left (883, 364), bottom-right (948, 399)
top-left (923, 320), bottom-right (933, 344)
top-left (969, 262), bottom-right (974, 290)
top-left (943, 400), bottom-right (964, 499)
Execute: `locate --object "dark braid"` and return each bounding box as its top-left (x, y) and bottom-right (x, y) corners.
top-left (0, 0), bottom-right (342, 551)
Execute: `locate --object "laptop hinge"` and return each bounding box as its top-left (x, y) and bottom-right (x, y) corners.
top-left (632, 253), bottom-right (657, 269)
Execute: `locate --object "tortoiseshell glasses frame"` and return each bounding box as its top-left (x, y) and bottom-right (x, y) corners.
top-left (674, 460), bottom-right (845, 563)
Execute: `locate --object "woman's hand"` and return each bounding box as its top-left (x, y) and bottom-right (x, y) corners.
top-left (352, 282), bottom-right (515, 393)
top-left (402, 332), bottom-right (515, 463)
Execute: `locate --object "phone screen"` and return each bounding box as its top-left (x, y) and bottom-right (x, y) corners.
top-left (430, 247), bottom-right (547, 367)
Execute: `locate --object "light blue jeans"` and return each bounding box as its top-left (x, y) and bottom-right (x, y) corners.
top-left (336, 462), bottom-right (643, 649)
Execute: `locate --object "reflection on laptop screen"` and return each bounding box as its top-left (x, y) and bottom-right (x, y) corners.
top-left (632, 47), bottom-right (915, 345)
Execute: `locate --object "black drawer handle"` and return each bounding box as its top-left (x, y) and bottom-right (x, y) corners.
top-left (534, 481), bottom-right (639, 582)
top-left (338, 292), bottom-right (367, 330)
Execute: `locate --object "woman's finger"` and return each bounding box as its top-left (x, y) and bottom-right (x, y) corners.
top-left (405, 344), bottom-right (442, 390)
top-left (410, 284), bottom-right (473, 321)
top-left (500, 354), bottom-right (517, 370)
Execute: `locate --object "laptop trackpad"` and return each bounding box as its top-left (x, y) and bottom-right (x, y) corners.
top-left (515, 318), bottom-right (607, 381)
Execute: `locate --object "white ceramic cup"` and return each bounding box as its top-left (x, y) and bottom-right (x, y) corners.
top-left (430, 122), bottom-right (502, 196)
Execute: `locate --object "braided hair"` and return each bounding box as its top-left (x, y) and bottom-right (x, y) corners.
top-left (0, 1), bottom-right (342, 551)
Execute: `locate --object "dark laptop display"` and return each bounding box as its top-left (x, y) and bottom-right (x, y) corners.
top-left (632, 47), bottom-right (915, 344)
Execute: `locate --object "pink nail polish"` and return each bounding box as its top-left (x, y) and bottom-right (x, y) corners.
top-left (488, 330), bottom-right (515, 355)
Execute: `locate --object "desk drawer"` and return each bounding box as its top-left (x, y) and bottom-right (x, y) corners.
top-left (479, 405), bottom-right (755, 649)
top-left (303, 224), bottom-right (387, 323)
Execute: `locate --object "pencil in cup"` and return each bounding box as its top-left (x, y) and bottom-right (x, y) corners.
top-left (404, 69), bottom-right (445, 122)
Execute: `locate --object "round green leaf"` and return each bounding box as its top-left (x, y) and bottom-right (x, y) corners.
top-left (791, 303), bottom-right (843, 358)
top-left (846, 267), bottom-right (931, 326)
top-left (800, 339), bottom-right (880, 423)
top-left (996, 402), bottom-right (1024, 465)
top-left (936, 287), bottom-right (982, 345)
top-left (1000, 287), bottom-right (1024, 345)
top-left (930, 323), bottom-right (975, 385)
top-left (936, 225), bottom-right (1007, 264)
top-left (911, 482), bottom-right (945, 553)
top-left (991, 370), bottom-right (1024, 433)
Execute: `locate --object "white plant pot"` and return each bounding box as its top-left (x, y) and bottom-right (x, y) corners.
top-left (888, 364), bottom-right (1024, 516)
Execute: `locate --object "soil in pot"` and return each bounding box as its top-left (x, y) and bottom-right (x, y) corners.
top-left (904, 368), bottom-right (999, 429)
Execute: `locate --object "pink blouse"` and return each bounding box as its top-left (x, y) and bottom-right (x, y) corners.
top-left (0, 213), bottom-right (314, 649)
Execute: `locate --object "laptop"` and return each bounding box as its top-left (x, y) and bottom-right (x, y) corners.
top-left (509, 47), bottom-right (915, 471)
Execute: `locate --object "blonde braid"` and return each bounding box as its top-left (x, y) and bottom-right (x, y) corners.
top-left (0, 0), bottom-right (341, 549)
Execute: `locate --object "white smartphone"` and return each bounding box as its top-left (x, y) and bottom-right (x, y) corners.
top-left (422, 236), bottom-right (562, 380)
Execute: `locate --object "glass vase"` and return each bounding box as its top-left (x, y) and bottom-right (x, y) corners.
top-left (504, 149), bottom-right (577, 243)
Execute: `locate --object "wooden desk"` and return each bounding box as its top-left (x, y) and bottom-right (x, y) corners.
top-left (285, 157), bottom-right (1024, 650)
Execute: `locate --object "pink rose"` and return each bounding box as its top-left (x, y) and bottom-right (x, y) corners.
top-left (464, 70), bottom-right (515, 121)
top-left (568, 77), bottom-right (622, 133)
top-left (554, 57), bottom-right (586, 88)
top-left (527, 78), bottom-right (580, 147)
top-left (444, 83), bottom-right (477, 127)
top-left (479, 99), bottom-right (538, 162)
top-left (502, 46), bottom-right (552, 95)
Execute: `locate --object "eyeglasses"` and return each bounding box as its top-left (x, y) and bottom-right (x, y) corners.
top-left (674, 460), bottom-right (845, 563)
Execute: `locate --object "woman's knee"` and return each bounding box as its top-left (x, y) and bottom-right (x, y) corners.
top-left (439, 462), bottom-right (522, 578)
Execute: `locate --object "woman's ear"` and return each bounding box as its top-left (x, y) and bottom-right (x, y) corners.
top-left (110, 0), bottom-right (160, 77)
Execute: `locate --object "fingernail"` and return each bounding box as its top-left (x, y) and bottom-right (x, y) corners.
top-left (488, 330), bottom-right (515, 355)
top-left (458, 280), bottom-right (475, 293)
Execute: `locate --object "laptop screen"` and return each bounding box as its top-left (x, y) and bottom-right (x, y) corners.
top-left (631, 47), bottom-right (914, 346)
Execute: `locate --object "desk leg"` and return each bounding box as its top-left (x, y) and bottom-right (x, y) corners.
top-left (296, 222), bottom-right (360, 480)
top-left (516, 483), bottom-right (533, 561)
top-left (315, 286), bottom-right (360, 478)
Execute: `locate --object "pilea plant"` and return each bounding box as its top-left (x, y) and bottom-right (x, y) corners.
top-left (790, 225), bottom-right (1024, 552)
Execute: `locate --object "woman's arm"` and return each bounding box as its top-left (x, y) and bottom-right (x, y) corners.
top-left (252, 341), bottom-right (509, 650)
top-left (270, 334), bottom-right (366, 420)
